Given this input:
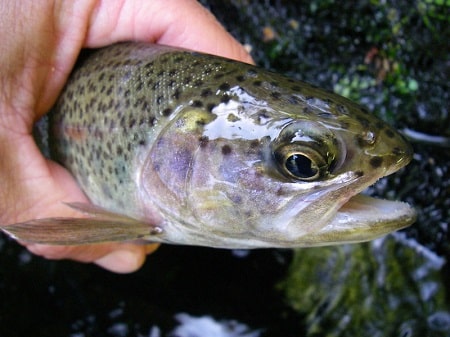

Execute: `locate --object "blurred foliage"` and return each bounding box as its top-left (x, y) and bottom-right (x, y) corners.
top-left (278, 236), bottom-right (450, 337)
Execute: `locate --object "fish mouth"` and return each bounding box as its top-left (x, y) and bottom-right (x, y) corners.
top-left (307, 141), bottom-right (417, 246)
top-left (300, 194), bottom-right (417, 246)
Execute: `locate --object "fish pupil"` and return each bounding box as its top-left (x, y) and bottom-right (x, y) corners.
top-left (285, 154), bottom-right (318, 179)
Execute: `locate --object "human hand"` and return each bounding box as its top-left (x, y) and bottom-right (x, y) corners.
top-left (0, 0), bottom-right (253, 273)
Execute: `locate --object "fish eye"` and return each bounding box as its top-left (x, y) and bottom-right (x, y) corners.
top-left (271, 121), bottom-right (342, 181)
top-left (273, 146), bottom-right (328, 181)
top-left (285, 153), bottom-right (319, 180)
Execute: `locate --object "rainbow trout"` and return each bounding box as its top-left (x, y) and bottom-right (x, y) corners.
top-left (1, 42), bottom-right (416, 248)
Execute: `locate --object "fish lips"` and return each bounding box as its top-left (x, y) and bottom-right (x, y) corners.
top-left (261, 168), bottom-right (416, 248)
top-left (294, 194), bottom-right (417, 247)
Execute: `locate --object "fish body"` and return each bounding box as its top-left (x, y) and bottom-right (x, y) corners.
top-left (2, 42), bottom-right (416, 248)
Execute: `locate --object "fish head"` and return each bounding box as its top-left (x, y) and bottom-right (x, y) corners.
top-left (141, 103), bottom-right (414, 247)
top-left (140, 66), bottom-right (415, 248)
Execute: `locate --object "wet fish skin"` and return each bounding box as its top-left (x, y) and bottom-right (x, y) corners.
top-left (0, 42), bottom-right (416, 248)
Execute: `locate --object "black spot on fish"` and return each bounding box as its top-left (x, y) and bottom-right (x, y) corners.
top-left (172, 89), bottom-right (181, 100)
top-left (156, 95), bottom-right (163, 105)
top-left (139, 139), bottom-right (147, 146)
top-left (392, 147), bottom-right (403, 156)
top-left (271, 92), bottom-right (282, 100)
top-left (195, 119), bottom-right (207, 127)
top-left (201, 88), bottom-right (213, 97)
top-left (257, 110), bottom-right (270, 120)
top-left (276, 187), bottom-right (285, 196)
top-left (88, 83), bottom-right (97, 93)
top-left (253, 80), bottom-right (262, 87)
top-left (162, 108), bottom-right (173, 116)
top-left (214, 73), bottom-right (225, 80)
top-left (385, 129), bottom-right (395, 138)
top-left (369, 156), bottom-right (383, 168)
top-left (174, 56), bottom-right (184, 63)
top-left (116, 146), bottom-right (123, 156)
top-left (222, 145), bottom-right (232, 155)
top-left (355, 170), bottom-right (364, 177)
top-left (360, 107), bottom-right (370, 114)
top-left (336, 104), bottom-right (348, 115)
top-left (340, 121), bottom-right (350, 129)
top-left (318, 111), bottom-right (334, 118)
top-left (355, 134), bottom-right (369, 147)
top-left (221, 94), bottom-right (231, 104)
top-left (159, 57), bottom-right (169, 65)
top-left (199, 136), bottom-right (209, 148)
top-left (288, 95), bottom-right (302, 105)
top-left (191, 100), bottom-right (203, 108)
top-left (219, 83), bottom-right (230, 91)
top-left (194, 79), bottom-right (204, 87)
top-left (231, 194), bottom-right (242, 204)
top-left (236, 75), bottom-right (245, 82)
top-left (120, 116), bottom-right (127, 128)
top-left (76, 84), bottom-right (85, 95)
top-left (356, 116), bottom-right (370, 128)
top-left (250, 140), bottom-right (260, 148)
top-left (207, 103), bottom-right (216, 112)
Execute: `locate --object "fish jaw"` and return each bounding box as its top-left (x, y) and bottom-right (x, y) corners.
top-left (291, 194), bottom-right (417, 247)
top-left (229, 169), bottom-right (416, 249)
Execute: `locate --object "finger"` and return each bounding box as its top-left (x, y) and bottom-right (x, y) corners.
top-left (26, 242), bottom-right (160, 273)
top-left (85, 0), bottom-right (254, 64)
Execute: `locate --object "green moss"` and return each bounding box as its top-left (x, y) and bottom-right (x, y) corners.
top-left (279, 237), bottom-right (449, 336)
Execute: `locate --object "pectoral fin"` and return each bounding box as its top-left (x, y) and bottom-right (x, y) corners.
top-left (0, 203), bottom-right (163, 245)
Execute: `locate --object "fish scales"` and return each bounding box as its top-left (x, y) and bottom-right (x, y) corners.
top-left (1, 42), bottom-right (416, 248)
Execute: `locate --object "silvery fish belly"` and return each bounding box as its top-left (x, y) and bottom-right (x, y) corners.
top-left (1, 42), bottom-right (416, 248)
